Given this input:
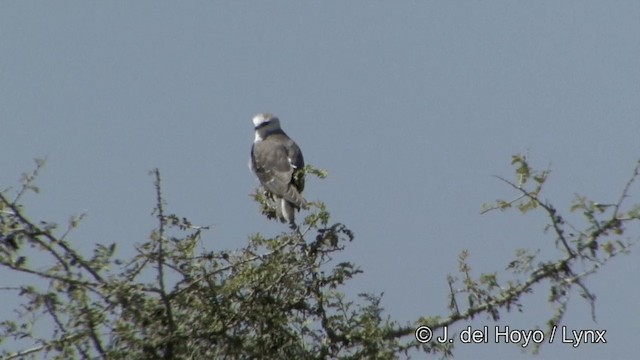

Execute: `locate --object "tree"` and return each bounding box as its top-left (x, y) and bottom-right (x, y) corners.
top-left (0, 156), bottom-right (638, 359)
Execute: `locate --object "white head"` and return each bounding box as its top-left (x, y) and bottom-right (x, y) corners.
top-left (252, 113), bottom-right (282, 141)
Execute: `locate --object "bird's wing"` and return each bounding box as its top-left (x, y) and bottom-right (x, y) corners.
top-left (251, 134), bottom-right (306, 208)
top-left (252, 138), bottom-right (295, 195)
top-left (286, 140), bottom-right (305, 193)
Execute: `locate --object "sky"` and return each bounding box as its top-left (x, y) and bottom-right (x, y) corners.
top-left (1, 1), bottom-right (639, 358)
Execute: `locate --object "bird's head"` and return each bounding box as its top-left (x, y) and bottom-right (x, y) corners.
top-left (252, 113), bottom-right (282, 141)
top-left (252, 113), bottom-right (281, 130)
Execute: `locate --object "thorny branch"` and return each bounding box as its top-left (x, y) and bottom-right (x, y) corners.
top-left (151, 168), bottom-right (177, 360)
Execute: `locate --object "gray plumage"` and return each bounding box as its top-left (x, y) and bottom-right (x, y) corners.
top-left (250, 113), bottom-right (307, 228)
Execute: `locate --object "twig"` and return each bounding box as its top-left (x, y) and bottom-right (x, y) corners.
top-left (480, 193), bottom-right (526, 214)
top-left (2, 334), bottom-right (83, 360)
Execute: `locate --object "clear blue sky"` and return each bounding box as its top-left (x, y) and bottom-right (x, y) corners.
top-left (1, 1), bottom-right (639, 358)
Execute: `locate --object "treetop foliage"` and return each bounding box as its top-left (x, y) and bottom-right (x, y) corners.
top-left (0, 156), bottom-right (638, 359)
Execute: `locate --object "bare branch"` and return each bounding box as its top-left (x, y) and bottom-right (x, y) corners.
top-left (151, 168), bottom-right (176, 360)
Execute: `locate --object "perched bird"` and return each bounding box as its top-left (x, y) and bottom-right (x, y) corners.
top-left (250, 113), bottom-right (307, 228)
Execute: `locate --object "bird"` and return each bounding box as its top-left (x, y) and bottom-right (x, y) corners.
top-left (250, 113), bottom-right (308, 228)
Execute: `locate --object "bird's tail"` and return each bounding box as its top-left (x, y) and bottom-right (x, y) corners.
top-left (280, 198), bottom-right (296, 228)
top-left (278, 186), bottom-right (308, 229)
top-left (282, 185), bottom-right (308, 210)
